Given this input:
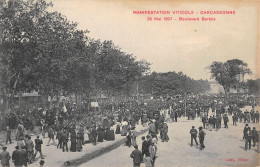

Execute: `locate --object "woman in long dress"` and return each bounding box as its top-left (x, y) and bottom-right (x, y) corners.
top-left (70, 130), bottom-right (77, 152)
top-left (109, 127), bottom-right (115, 141)
top-left (125, 131), bottom-right (131, 147)
top-left (76, 132), bottom-right (82, 152)
top-left (97, 125), bottom-right (104, 142)
top-left (121, 121), bottom-right (128, 136)
top-left (115, 123), bottom-right (121, 134)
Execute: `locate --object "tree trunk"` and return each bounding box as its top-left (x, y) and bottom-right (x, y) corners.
top-left (3, 95), bottom-right (9, 129)
top-left (10, 73), bottom-right (21, 107)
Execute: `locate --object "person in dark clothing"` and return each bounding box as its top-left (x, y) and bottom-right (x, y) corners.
top-left (175, 112), bottom-right (178, 122)
top-left (243, 124), bottom-right (250, 140)
top-left (146, 135), bottom-right (152, 148)
top-left (232, 114), bottom-right (237, 126)
top-left (212, 116), bottom-right (216, 129)
top-left (47, 126), bottom-right (56, 146)
top-left (12, 146), bottom-right (20, 167)
top-left (34, 135), bottom-right (44, 160)
top-left (91, 126), bottom-right (97, 145)
top-left (190, 126), bottom-right (198, 147)
top-left (25, 135), bottom-right (34, 164)
top-left (78, 124), bottom-right (85, 145)
top-left (115, 124), bottom-right (121, 134)
top-left (208, 116), bottom-right (213, 130)
top-left (217, 115), bottom-right (222, 128)
top-left (202, 115), bottom-right (207, 129)
top-left (70, 131), bottom-right (77, 152)
top-left (125, 132), bottom-right (132, 147)
top-left (245, 127), bottom-right (253, 151)
top-left (61, 129), bottom-right (69, 152)
top-left (109, 127), bottom-right (115, 141)
top-left (97, 125), bottom-right (104, 142)
top-left (19, 146), bottom-right (28, 167)
top-left (198, 126), bottom-right (206, 150)
top-left (130, 145), bottom-right (142, 167)
top-left (56, 130), bottom-right (63, 149)
top-left (252, 127), bottom-right (259, 147)
top-left (141, 136), bottom-right (149, 160)
top-left (223, 114), bottom-right (229, 128)
top-left (76, 132), bottom-right (82, 152)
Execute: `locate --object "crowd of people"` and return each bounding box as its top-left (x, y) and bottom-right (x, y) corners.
top-left (0, 93), bottom-right (259, 167)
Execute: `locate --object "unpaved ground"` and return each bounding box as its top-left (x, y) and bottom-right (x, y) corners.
top-left (80, 116), bottom-right (259, 167)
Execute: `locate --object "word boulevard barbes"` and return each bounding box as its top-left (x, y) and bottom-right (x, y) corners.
top-left (179, 17), bottom-right (216, 21)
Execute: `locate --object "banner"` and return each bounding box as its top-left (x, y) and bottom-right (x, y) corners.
top-left (91, 102), bottom-right (99, 107)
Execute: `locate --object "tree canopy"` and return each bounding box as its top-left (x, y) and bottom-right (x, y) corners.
top-left (208, 59), bottom-right (252, 95)
top-left (133, 72), bottom-right (210, 97)
top-left (0, 0), bottom-right (150, 109)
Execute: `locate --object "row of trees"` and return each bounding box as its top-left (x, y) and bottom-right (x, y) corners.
top-left (0, 0), bottom-right (150, 111)
top-left (132, 72), bottom-right (211, 97)
top-left (1, 0), bottom-right (256, 115)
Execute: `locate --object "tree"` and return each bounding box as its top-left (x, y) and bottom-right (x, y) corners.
top-left (208, 59), bottom-right (252, 95)
top-left (0, 0), bottom-right (89, 107)
top-left (0, 0), bottom-right (150, 113)
top-left (95, 40), bottom-right (150, 97)
top-left (247, 79), bottom-right (260, 95)
top-left (136, 71), bottom-right (210, 97)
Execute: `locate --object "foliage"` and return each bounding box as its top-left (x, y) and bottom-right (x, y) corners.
top-left (0, 0), bottom-right (150, 109)
top-left (247, 79), bottom-right (260, 95)
top-left (207, 59), bottom-right (252, 95)
top-left (134, 71), bottom-right (210, 97)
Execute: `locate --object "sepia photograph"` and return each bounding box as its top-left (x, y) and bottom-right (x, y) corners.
top-left (0, 0), bottom-right (259, 166)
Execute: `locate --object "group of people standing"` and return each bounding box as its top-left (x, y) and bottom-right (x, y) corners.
top-left (243, 124), bottom-right (259, 151)
top-left (130, 134), bottom-right (158, 167)
top-left (190, 126), bottom-right (206, 150)
top-left (0, 134), bottom-right (44, 167)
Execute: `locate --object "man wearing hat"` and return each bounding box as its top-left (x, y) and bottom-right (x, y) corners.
top-left (149, 140), bottom-right (157, 166)
top-left (25, 136), bottom-right (34, 164)
top-left (198, 126), bottom-right (206, 150)
top-left (34, 135), bottom-right (44, 160)
top-left (148, 121), bottom-right (156, 138)
top-left (12, 146), bottom-right (20, 167)
top-left (141, 136), bottom-right (149, 160)
top-left (130, 145), bottom-right (142, 167)
top-left (61, 129), bottom-right (69, 152)
top-left (91, 126), bottom-right (97, 146)
top-left (243, 124), bottom-right (250, 140)
top-left (252, 127), bottom-right (259, 147)
top-left (223, 114), bottom-right (229, 128)
top-left (19, 146), bottom-right (27, 167)
top-left (190, 126), bottom-right (198, 147)
top-left (0, 146), bottom-right (10, 167)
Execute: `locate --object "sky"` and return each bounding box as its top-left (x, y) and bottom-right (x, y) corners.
top-left (47, 0), bottom-right (259, 80)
